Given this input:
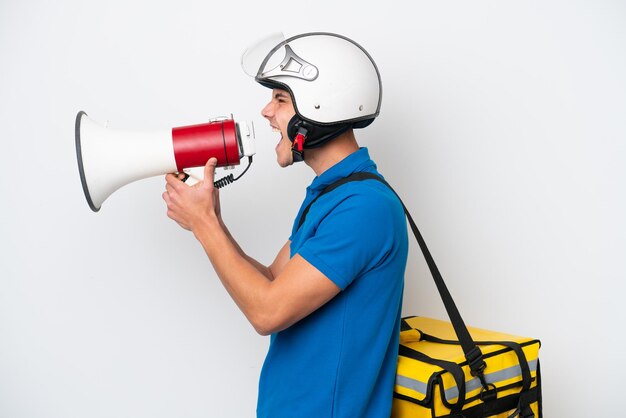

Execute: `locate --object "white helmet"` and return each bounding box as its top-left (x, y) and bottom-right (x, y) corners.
top-left (242, 32), bottom-right (382, 159)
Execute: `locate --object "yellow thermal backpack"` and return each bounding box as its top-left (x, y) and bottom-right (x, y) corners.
top-left (393, 317), bottom-right (541, 417)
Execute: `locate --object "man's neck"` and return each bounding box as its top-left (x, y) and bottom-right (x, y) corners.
top-left (304, 130), bottom-right (360, 177)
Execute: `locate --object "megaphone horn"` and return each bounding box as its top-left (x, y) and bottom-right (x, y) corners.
top-left (75, 111), bottom-right (255, 212)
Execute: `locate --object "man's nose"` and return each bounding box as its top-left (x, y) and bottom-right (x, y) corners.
top-left (261, 101), bottom-right (274, 119)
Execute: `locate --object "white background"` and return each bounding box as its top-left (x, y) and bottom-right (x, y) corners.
top-left (1, 1), bottom-right (624, 417)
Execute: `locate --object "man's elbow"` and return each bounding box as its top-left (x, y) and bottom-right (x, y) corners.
top-left (253, 324), bottom-right (274, 337)
top-left (250, 312), bottom-right (290, 336)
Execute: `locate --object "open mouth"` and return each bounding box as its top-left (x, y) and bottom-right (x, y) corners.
top-left (270, 124), bottom-right (283, 143)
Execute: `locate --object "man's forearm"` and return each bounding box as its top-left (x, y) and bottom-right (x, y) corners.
top-left (218, 218), bottom-right (274, 280)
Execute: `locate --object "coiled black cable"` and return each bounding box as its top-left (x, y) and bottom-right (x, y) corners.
top-left (213, 156), bottom-right (253, 189)
top-left (213, 173), bottom-right (235, 189)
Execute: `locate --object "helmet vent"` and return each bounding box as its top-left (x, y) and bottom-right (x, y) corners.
top-left (282, 58), bottom-right (303, 73)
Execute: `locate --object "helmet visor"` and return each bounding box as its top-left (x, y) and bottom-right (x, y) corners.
top-left (241, 32), bottom-right (286, 77)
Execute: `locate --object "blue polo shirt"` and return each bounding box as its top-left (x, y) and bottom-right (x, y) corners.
top-left (257, 148), bottom-right (408, 418)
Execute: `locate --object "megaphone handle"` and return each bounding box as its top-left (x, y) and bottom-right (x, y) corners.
top-left (178, 166), bottom-right (203, 186)
top-left (181, 172), bottom-right (201, 186)
top-left (181, 171), bottom-right (232, 188)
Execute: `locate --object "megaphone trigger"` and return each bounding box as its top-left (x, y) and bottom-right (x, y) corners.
top-left (178, 171), bottom-right (192, 184)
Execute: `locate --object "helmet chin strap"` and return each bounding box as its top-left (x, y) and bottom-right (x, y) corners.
top-left (287, 115), bottom-right (353, 163)
top-left (291, 126), bottom-right (308, 162)
top-left (287, 115), bottom-right (309, 162)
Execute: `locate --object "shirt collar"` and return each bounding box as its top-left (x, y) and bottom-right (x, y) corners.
top-left (308, 147), bottom-right (377, 192)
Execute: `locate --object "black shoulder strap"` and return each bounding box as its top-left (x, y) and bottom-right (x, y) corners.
top-left (297, 172), bottom-right (381, 230)
top-left (297, 171), bottom-right (489, 382)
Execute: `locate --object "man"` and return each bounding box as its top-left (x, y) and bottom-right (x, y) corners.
top-left (163, 32), bottom-right (408, 418)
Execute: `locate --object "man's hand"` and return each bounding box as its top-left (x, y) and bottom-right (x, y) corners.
top-left (162, 157), bottom-right (220, 231)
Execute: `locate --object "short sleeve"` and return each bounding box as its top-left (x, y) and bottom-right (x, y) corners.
top-left (296, 189), bottom-right (397, 290)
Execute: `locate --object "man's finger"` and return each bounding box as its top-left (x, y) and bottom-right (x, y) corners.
top-left (165, 173), bottom-right (189, 192)
top-left (165, 173), bottom-right (180, 187)
top-left (164, 181), bottom-right (178, 197)
top-left (203, 157), bottom-right (218, 187)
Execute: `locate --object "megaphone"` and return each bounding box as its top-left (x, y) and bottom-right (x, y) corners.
top-left (75, 111), bottom-right (255, 212)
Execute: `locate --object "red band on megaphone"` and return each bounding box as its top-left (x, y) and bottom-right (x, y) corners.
top-left (172, 119), bottom-right (241, 171)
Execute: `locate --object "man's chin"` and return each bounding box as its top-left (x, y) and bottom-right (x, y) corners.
top-left (277, 158), bottom-right (294, 168)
